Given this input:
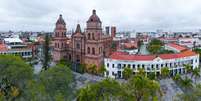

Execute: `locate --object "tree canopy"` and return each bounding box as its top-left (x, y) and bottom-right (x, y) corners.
top-left (0, 55), bottom-right (74, 101)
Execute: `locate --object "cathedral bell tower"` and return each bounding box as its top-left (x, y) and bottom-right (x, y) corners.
top-left (85, 10), bottom-right (104, 68)
top-left (53, 14), bottom-right (68, 62)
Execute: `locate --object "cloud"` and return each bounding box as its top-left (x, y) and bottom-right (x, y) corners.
top-left (0, 0), bottom-right (201, 32)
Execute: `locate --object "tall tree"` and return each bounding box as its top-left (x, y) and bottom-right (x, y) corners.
top-left (161, 67), bottom-right (170, 79)
top-left (180, 77), bottom-right (193, 92)
top-left (98, 65), bottom-right (107, 76)
top-left (42, 33), bottom-right (51, 70)
top-left (175, 84), bottom-right (201, 101)
top-left (77, 78), bottom-right (122, 101)
top-left (39, 63), bottom-right (74, 100)
top-left (88, 64), bottom-right (97, 75)
top-left (147, 39), bottom-right (163, 54)
top-left (122, 67), bottom-right (133, 80)
top-left (122, 75), bottom-right (161, 101)
top-left (184, 64), bottom-right (192, 74)
top-left (191, 67), bottom-right (200, 84)
top-left (0, 55), bottom-right (34, 100)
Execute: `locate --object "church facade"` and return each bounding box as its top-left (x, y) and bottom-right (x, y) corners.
top-left (53, 10), bottom-right (112, 68)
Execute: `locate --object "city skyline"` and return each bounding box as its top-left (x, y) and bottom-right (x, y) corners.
top-left (1, 0), bottom-right (201, 32)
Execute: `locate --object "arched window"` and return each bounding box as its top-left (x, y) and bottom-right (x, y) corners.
top-left (55, 43), bottom-right (57, 48)
top-left (87, 47), bottom-right (90, 54)
top-left (88, 33), bottom-right (91, 40)
top-left (92, 47), bottom-right (95, 55)
top-left (92, 33), bottom-right (95, 40)
top-left (76, 43), bottom-right (80, 49)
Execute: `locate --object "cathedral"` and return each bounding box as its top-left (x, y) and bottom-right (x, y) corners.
top-left (53, 10), bottom-right (113, 68)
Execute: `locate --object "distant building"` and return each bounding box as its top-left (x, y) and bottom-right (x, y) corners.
top-left (105, 26), bottom-right (110, 35)
top-left (52, 10), bottom-right (113, 68)
top-left (111, 26), bottom-right (116, 38)
top-left (105, 49), bottom-right (199, 78)
top-left (0, 38), bottom-right (32, 58)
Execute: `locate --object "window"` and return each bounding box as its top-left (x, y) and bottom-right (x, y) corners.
top-left (88, 33), bottom-right (91, 40)
top-left (92, 33), bottom-right (95, 40)
top-left (112, 64), bottom-right (114, 68)
top-left (92, 47), bottom-right (95, 55)
top-left (107, 63), bottom-right (109, 67)
top-left (133, 64), bottom-right (135, 69)
top-left (69, 55), bottom-right (71, 60)
top-left (128, 64), bottom-right (131, 68)
top-left (87, 47), bottom-right (90, 54)
top-left (55, 43), bottom-right (57, 47)
top-left (112, 72), bottom-right (115, 76)
top-left (76, 43), bottom-right (80, 49)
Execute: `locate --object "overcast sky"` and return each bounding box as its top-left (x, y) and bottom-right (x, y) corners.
top-left (0, 0), bottom-right (201, 32)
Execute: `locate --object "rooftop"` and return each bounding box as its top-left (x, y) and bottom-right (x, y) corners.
top-left (4, 38), bottom-right (23, 43)
top-left (166, 43), bottom-right (187, 51)
top-left (109, 50), bottom-right (197, 61)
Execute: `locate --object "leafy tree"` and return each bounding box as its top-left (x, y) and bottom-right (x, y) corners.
top-left (122, 67), bottom-right (133, 79)
top-left (137, 68), bottom-right (146, 77)
top-left (180, 77), bottom-right (193, 92)
top-left (137, 40), bottom-right (143, 53)
top-left (173, 73), bottom-right (182, 83)
top-left (184, 64), bottom-right (192, 74)
top-left (39, 63), bottom-right (74, 100)
top-left (161, 67), bottom-right (170, 78)
top-left (0, 55), bottom-right (33, 100)
top-left (193, 48), bottom-right (201, 61)
top-left (77, 64), bottom-right (86, 74)
top-left (148, 72), bottom-right (156, 80)
top-left (175, 84), bottom-right (201, 101)
top-left (191, 67), bottom-right (200, 84)
top-left (98, 65), bottom-right (107, 76)
top-left (147, 39), bottom-right (163, 54)
top-left (87, 64), bottom-right (97, 75)
top-left (77, 78), bottom-right (122, 101)
top-left (42, 33), bottom-right (51, 70)
top-left (122, 75), bottom-right (161, 101)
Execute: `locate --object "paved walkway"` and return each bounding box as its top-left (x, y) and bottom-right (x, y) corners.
top-left (160, 78), bottom-right (183, 101)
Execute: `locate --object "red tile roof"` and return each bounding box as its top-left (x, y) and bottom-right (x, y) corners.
top-left (160, 50), bottom-right (197, 59)
top-left (0, 44), bottom-right (8, 51)
top-left (124, 43), bottom-right (138, 49)
top-left (110, 52), bottom-right (156, 61)
top-left (109, 50), bottom-right (197, 61)
top-left (166, 43), bottom-right (187, 51)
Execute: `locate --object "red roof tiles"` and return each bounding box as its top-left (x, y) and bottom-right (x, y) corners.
top-left (0, 44), bottom-right (8, 51)
top-left (109, 50), bottom-right (197, 61)
top-left (166, 43), bottom-right (187, 51)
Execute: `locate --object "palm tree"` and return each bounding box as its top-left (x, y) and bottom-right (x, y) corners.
top-left (180, 77), bottom-right (193, 92)
top-left (122, 66), bottom-right (133, 80)
top-left (191, 67), bottom-right (200, 84)
top-left (42, 33), bottom-right (50, 70)
top-left (123, 75), bottom-right (161, 101)
top-left (98, 65), bottom-right (107, 76)
top-left (173, 73), bottom-right (182, 83)
top-left (88, 64), bottom-right (97, 75)
top-left (161, 67), bottom-right (170, 79)
top-left (184, 64), bottom-right (192, 74)
top-left (137, 68), bottom-right (146, 77)
top-left (77, 86), bottom-right (95, 101)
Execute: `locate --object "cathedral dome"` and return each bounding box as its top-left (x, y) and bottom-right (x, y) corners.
top-left (56, 14), bottom-right (66, 25)
top-left (87, 10), bottom-right (101, 23)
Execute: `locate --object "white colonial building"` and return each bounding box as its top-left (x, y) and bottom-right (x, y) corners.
top-left (0, 38), bottom-right (32, 58)
top-left (104, 49), bottom-right (199, 78)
